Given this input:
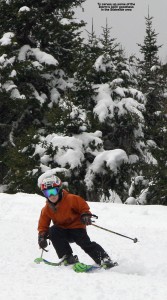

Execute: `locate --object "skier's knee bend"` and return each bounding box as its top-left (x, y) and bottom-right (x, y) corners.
top-left (48, 225), bottom-right (62, 240)
top-left (78, 239), bottom-right (98, 249)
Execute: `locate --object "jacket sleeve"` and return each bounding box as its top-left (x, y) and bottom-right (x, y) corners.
top-left (38, 206), bottom-right (51, 234)
top-left (73, 195), bottom-right (91, 215)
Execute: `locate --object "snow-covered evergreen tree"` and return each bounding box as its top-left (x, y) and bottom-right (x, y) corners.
top-left (0, 0), bottom-right (85, 192)
top-left (137, 11), bottom-right (164, 138)
top-left (137, 11), bottom-right (162, 91)
top-left (31, 19), bottom-right (157, 202)
top-left (70, 23), bottom-right (155, 201)
top-left (136, 12), bottom-right (167, 204)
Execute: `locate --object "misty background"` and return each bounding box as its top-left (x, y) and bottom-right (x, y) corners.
top-left (75, 0), bottom-right (167, 62)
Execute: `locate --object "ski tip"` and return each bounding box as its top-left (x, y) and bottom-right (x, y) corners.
top-left (34, 257), bottom-right (43, 264)
top-left (73, 262), bottom-right (93, 273)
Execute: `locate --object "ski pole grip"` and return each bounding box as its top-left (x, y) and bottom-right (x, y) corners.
top-left (90, 214), bottom-right (98, 222)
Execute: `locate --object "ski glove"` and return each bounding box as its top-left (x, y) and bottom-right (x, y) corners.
top-left (38, 234), bottom-right (48, 250)
top-left (81, 213), bottom-right (92, 225)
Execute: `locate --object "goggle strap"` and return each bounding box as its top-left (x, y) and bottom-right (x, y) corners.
top-left (41, 182), bottom-right (61, 190)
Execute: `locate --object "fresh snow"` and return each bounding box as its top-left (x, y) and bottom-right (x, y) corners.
top-left (94, 55), bottom-right (114, 72)
top-left (18, 45), bottom-right (58, 66)
top-left (33, 134), bottom-right (129, 194)
top-left (93, 83), bottom-right (145, 123)
top-left (0, 192), bottom-right (167, 300)
top-left (18, 6), bottom-right (30, 13)
top-left (85, 149), bottom-right (128, 189)
top-left (35, 134), bottom-right (84, 169)
top-left (60, 18), bottom-right (82, 26)
top-left (0, 32), bottom-right (14, 46)
top-left (93, 83), bottom-right (115, 122)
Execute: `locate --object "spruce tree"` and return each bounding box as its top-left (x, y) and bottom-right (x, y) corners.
top-left (137, 11), bottom-right (164, 148)
top-left (138, 11), bottom-right (161, 67)
top-left (0, 0), bottom-right (85, 192)
top-left (72, 22), bottom-right (150, 201)
top-left (73, 19), bottom-right (101, 111)
top-left (137, 11), bottom-right (167, 204)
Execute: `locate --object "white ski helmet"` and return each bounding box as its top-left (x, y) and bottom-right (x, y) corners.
top-left (40, 175), bottom-right (62, 191)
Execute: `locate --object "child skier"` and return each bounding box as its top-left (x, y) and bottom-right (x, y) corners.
top-left (38, 174), bottom-right (116, 269)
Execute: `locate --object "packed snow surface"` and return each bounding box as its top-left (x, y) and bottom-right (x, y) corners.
top-left (0, 192), bottom-right (167, 300)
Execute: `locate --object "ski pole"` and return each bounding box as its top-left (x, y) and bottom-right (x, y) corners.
top-left (34, 249), bottom-right (44, 264)
top-left (41, 249), bottom-right (44, 259)
top-left (92, 224), bottom-right (138, 243)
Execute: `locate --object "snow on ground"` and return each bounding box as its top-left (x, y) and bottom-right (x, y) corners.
top-left (0, 192), bottom-right (167, 300)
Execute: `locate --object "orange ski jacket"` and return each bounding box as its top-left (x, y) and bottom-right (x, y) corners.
top-left (38, 190), bottom-right (91, 234)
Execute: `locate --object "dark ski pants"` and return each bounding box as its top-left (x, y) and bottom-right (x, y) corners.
top-left (49, 225), bottom-right (110, 265)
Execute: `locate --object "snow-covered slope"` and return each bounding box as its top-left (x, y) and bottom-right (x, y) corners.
top-left (0, 193), bottom-right (167, 300)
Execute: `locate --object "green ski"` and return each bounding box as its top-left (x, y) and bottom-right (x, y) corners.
top-left (34, 257), bottom-right (61, 266)
top-left (34, 256), bottom-right (96, 271)
top-left (34, 257), bottom-right (118, 273)
top-left (72, 262), bottom-right (101, 272)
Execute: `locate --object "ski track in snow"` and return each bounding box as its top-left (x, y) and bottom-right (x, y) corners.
top-left (0, 193), bottom-right (167, 300)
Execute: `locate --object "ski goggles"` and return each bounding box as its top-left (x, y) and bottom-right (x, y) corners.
top-left (42, 187), bottom-right (60, 198)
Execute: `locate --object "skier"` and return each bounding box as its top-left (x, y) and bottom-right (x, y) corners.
top-left (38, 174), bottom-right (116, 269)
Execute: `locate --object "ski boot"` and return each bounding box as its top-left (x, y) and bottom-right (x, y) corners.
top-left (101, 258), bottom-right (118, 269)
top-left (63, 254), bottom-right (79, 266)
